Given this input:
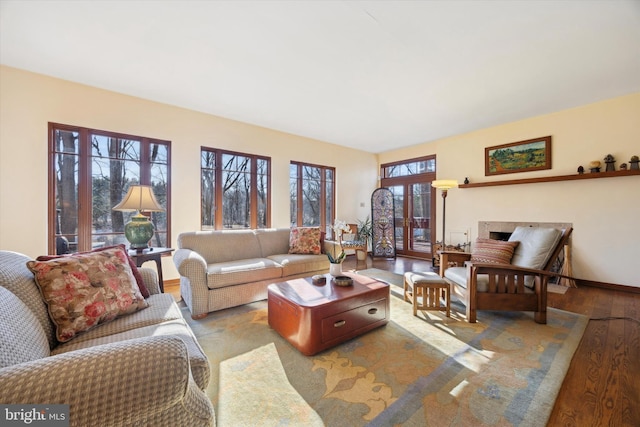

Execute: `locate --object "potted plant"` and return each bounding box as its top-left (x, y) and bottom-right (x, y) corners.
top-left (327, 250), bottom-right (346, 276)
top-left (356, 216), bottom-right (373, 260)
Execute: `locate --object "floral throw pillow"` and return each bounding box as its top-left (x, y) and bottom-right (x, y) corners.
top-left (289, 227), bottom-right (322, 255)
top-left (36, 244), bottom-right (149, 298)
top-left (27, 246), bottom-right (149, 342)
top-left (470, 238), bottom-right (520, 264)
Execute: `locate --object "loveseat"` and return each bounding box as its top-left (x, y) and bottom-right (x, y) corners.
top-left (174, 227), bottom-right (339, 318)
top-left (0, 249), bottom-right (215, 427)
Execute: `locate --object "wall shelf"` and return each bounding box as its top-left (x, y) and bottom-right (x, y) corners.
top-left (459, 169), bottom-right (640, 188)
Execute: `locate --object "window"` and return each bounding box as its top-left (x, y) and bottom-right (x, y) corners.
top-left (49, 123), bottom-right (170, 254)
top-left (382, 157), bottom-right (436, 178)
top-left (290, 162), bottom-right (335, 238)
top-left (201, 148), bottom-right (270, 229)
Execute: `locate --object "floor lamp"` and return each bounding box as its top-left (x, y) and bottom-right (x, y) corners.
top-left (431, 180), bottom-right (459, 248)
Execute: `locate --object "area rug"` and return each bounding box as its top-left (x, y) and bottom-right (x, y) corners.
top-left (184, 279), bottom-right (587, 427)
top-left (217, 342), bottom-right (324, 426)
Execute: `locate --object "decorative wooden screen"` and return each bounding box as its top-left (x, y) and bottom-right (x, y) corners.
top-left (371, 188), bottom-right (396, 258)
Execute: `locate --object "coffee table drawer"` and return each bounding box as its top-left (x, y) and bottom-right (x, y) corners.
top-left (321, 298), bottom-right (387, 342)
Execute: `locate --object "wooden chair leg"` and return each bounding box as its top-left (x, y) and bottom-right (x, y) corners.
top-left (466, 305), bottom-right (476, 323)
top-left (413, 284), bottom-right (419, 315)
top-left (442, 287), bottom-right (450, 317)
top-left (403, 277), bottom-right (410, 302)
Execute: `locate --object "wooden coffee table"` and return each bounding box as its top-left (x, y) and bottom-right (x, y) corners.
top-left (267, 273), bottom-right (390, 356)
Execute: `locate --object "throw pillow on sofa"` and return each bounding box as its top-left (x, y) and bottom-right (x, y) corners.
top-left (470, 238), bottom-right (520, 264)
top-left (27, 246), bottom-right (149, 342)
top-left (36, 244), bottom-right (150, 298)
top-left (289, 227), bottom-right (322, 255)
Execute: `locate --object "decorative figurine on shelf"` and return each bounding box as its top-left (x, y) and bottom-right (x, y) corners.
top-left (589, 160), bottom-right (601, 173)
top-left (630, 155), bottom-right (639, 170)
top-left (464, 177), bottom-right (469, 184)
top-left (604, 154), bottom-right (616, 172)
top-left (620, 163), bottom-right (628, 170)
top-left (577, 165), bottom-right (584, 174)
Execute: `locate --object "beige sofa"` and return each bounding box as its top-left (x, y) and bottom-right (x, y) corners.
top-left (174, 228), bottom-right (338, 318)
top-left (0, 250), bottom-right (215, 427)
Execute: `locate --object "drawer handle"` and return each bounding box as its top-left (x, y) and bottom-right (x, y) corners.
top-left (368, 308), bottom-right (378, 315)
top-left (334, 320), bottom-right (346, 328)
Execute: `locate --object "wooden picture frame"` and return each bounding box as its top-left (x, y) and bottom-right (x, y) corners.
top-left (485, 136), bottom-right (552, 176)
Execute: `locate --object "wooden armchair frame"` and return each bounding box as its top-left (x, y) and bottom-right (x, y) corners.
top-left (440, 227), bottom-right (573, 324)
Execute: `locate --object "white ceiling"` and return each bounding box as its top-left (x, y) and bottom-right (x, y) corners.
top-left (1, 1), bottom-right (639, 153)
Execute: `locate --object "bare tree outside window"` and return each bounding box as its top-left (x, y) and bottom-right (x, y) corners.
top-left (200, 147), bottom-right (270, 230)
top-left (222, 153), bottom-right (251, 228)
top-left (91, 135), bottom-right (140, 242)
top-left (201, 151), bottom-right (216, 230)
top-left (302, 165), bottom-right (321, 227)
top-left (54, 130), bottom-right (79, 253)
top-left (290, 161), bottom-right (335, 237)
top-left (256, 158), bottom-right (268, 228)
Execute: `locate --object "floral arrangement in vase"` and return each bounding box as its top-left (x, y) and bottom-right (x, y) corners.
top-left (332, 219), bottom-right (352, 240)
top-left (329, 218), bottom-right (351, 262)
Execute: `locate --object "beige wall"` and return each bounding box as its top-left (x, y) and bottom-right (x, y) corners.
top-left (379, 93), bottom-right (640, 287)
top-left (0, 66), bottom-right (378, 280)
top-left (2, 66), bottom-right (638, 287)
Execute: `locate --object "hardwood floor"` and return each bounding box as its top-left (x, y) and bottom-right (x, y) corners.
top-left (166, 255), bottom-right (640, 427)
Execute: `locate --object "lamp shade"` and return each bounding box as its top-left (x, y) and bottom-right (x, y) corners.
top-left (112, 185), bottom-right (164, 212)
top-left (431, 180), bottom-right (459, 190)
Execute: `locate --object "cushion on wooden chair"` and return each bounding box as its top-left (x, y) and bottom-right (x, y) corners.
top-left (508, 227), bottom-right (563, 288)
top-left (509, 227), bottom-right (563, 269)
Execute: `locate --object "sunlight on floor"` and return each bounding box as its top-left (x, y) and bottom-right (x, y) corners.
top-left (450, 379), bottom-right (469, 398)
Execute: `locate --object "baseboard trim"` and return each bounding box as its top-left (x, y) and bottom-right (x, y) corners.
top-left (164, 278), bottom-right (180, 287)
top-left (576, 278), bottom-right (640, 294)
top-left (163, 278), bottom-right (180, 292)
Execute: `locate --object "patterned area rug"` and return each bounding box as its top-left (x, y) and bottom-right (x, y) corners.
top-left (184, 274), bottom-right (587, 427)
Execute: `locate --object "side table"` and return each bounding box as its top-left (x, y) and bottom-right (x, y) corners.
top-left (128, 247), bottom-right (174, 292)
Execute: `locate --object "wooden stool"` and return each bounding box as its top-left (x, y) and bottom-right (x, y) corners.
top-left (404, 271), bottom-right (450, 317)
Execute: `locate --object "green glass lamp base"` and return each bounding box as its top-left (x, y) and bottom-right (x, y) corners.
top-left (125, 213), bottom-right (154, 250)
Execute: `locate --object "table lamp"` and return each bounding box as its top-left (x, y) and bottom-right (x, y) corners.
top-left (112, 185), bottom-right (164, 250)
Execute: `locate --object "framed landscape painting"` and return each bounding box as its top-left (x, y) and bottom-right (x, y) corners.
top-left (485, 136), bottom-right (552, 176)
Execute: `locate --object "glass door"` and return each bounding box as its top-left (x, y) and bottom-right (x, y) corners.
top-left (409, 182), bottom-right (433, 255)
top-left (388, 185), bottom-right (405, 252)
top-left (387, 182), bottom-right (435, 259)
top-left (380, 155), bottom-right (437, 260)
